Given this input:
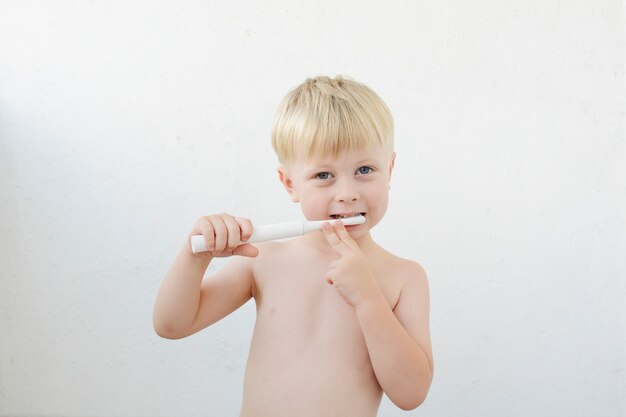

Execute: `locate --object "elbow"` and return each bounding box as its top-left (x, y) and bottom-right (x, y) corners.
top-left (153, 317), bottom-right (186, 340)
top-left (395, 393), bottom-right (427, 411)
top-left (152, 304), bottom-right (191, 339)
top-left (154, 326), bottom-right (179, 340)
top-left (391, 374), bottom-right (433, 411)
top-left (153, 323), bottom-right (176, 339)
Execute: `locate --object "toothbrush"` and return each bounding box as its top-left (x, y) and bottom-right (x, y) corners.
top-left (190, 214), bottom-right (366, 254)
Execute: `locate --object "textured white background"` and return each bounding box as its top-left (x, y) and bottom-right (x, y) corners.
top-left (1, 1), bottom-right (625, 416)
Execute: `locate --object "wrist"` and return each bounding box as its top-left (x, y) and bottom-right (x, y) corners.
top-left (355, 290), bottom-right (389, 318)
top-left (181, 242), bottom-right (213, 267)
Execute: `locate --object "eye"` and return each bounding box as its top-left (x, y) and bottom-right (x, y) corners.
top-left (357, 166), bottom-right (373, 175)
top-left (315, 172), bottom-right (332, 180)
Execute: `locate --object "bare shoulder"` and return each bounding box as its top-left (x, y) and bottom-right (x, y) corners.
top-left (394, 257), bottom-right (429, 299)
top-left (399, 258), bottom-right (428, 286)
top-left (390, 252), bottom-right (425, 272)
top-left (367, 248), bottom-right (428, 311)
top-left (377, 249), bottom-right (428, 288)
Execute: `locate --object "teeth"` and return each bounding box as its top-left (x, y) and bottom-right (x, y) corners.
top-left (331, 213), bottom-right (364, 219)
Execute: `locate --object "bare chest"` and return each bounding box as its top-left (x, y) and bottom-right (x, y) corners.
top-left (257, 258), bottom-right (360, 345)
top-left (250, 250), bottom-right (400, 357)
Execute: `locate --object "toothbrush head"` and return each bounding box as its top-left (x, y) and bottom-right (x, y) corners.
top-left (336, 214), bottom-right (366, 226)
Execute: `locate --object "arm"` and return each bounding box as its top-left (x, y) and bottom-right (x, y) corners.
top-left (153, 244), bottom-right (255, 339)
top-left (355, 262), bottom-right (433, 410)
top-left (153, 214), bottom-right (257, 339)
top-left (320, 221), bottom-right (434, 409)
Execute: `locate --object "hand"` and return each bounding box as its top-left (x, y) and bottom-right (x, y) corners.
top-left (188, 213), bottom-right (258, 258)
top-left (321, 220), bottom-right (381, 307)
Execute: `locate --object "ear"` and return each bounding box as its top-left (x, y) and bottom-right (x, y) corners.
top-left (277, 166), bottom-right (300, 203)
top-left (388, 152), bottom-right (396, 179)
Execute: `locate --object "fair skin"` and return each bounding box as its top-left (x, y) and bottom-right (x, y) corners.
top-left (153, 144), bottom-right (433, 416)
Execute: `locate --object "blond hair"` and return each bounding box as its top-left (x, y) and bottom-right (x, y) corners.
top-left (271, 75), bottom-right (394, 164)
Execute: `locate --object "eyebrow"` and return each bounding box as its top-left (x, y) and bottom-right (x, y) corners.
top-left (357, 159), bottom-right (380, 166)
top-left (304, 166), bottom-right (328, 177)
top-left (304, 159), bottom-right (380, 174)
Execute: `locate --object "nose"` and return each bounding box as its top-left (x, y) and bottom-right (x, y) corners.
top-left (335, 179), bottom-right (360, 203)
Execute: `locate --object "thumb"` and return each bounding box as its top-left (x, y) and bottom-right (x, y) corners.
top-left (233, 243), bottom-right (259, 258)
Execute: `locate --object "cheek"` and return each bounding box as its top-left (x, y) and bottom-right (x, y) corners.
top-left (365, 185), bottom-right (389, 213)
top-left (300, 189), bottom-right (329, 216)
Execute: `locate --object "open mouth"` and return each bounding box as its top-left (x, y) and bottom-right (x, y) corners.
top-left (329, 212), bottom-right (366, 220)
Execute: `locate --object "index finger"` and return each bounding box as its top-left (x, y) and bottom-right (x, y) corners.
top-left (322, 222), bottom-right (351, 254)
top-left (333, 220), bottom-right (361, 251)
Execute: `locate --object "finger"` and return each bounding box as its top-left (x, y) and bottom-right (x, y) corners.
top-left (322, 222), bottom-right (342, 246)
top-left (223, 215), bottom-right (242, 250)
top-left (233, 243), bottom-right (259, 258)
top-left (333, 221), bottom-right (360, 250)
top-left (322, 222), bottom-right (351, 255)
top-left (235, 216), bottom-right (254, 242)
top-left (333, 220), bottom-right (352, 240)
top-left (211, 216), bottom-right (228, 252)
top-left (199, 220), bottom-right (216, 252)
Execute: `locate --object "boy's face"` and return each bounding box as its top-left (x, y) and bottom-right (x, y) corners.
top-left (278, 144), bottom-right (395, 239)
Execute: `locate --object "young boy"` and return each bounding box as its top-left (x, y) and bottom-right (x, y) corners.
top-left (153, 75), bottom-right (433, 416)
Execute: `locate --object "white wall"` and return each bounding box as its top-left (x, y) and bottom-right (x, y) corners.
top-left (1, 1), bottom-right (624, 416)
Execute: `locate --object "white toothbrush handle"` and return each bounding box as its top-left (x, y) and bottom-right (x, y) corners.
top-left (190, 220), bottom-right (302, 253)
top-left (190, 215), bottom-right (365, 254)
top-left (246, 220), bottom-right (304, 244)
